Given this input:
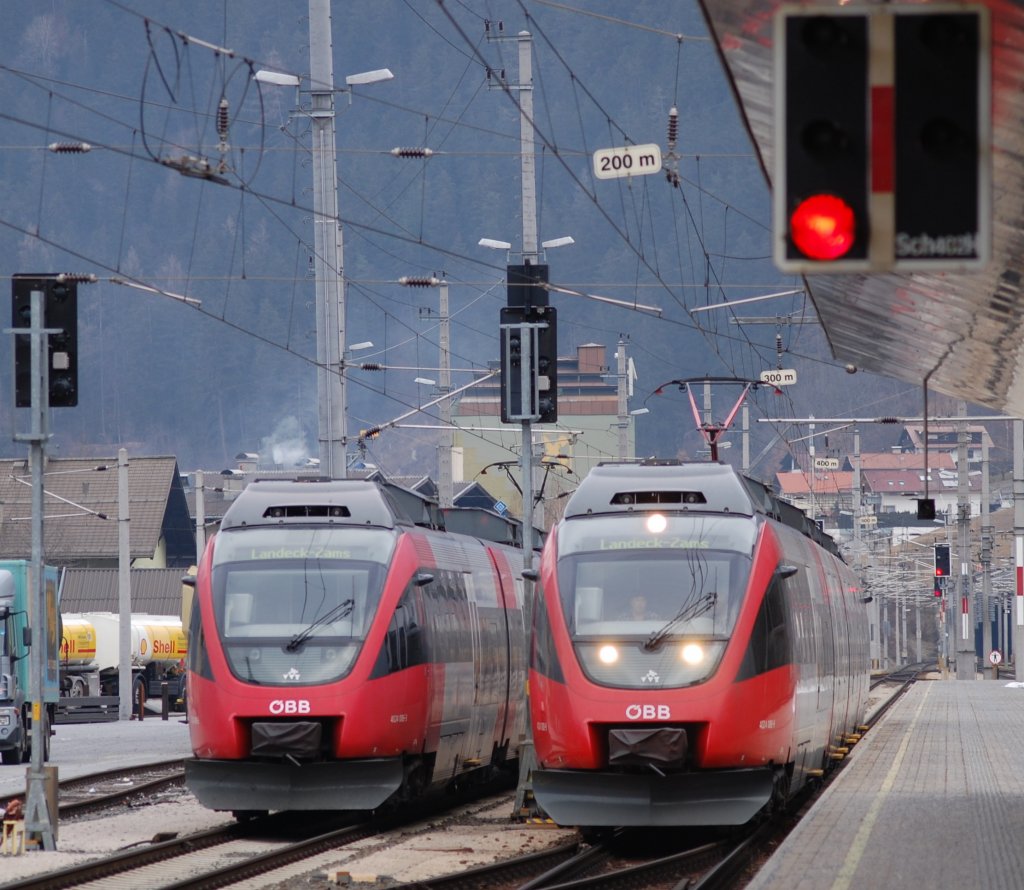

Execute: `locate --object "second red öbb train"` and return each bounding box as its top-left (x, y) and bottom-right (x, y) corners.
top-left (528, 461), bottom-right (870, 827)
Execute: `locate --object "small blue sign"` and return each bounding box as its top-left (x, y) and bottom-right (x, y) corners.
top-left (494, 500), bottom-right (508, 515)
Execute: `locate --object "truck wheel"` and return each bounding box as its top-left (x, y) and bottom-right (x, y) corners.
top-left (1, 741), bottom-right (21, 765)
top-left (132, 675), bottom-right (146, 716)
top-left (69, 676), bottom-right (88, 697)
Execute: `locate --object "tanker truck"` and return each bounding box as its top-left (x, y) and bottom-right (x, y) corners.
top-left (60, 612), bottom-right (187, 712)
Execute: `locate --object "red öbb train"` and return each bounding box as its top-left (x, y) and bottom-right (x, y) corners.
top-left (528, 461), bottom-right (870, 827)
top-left (185, 479), bottom-right (528, 816)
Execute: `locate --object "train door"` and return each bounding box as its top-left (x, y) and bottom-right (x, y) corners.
top-left (423, 567), bottom-right (474, 782)
top-left (463, 572), bottom-right (497, 767)
top-left (783, 536), bottom-right (819, 784)
top-left (804, 543), bottom-right (837, 768)
top-left (823, 557), bottom-right (852, 746)
top-left (478, 546), bottom-right (524, 764)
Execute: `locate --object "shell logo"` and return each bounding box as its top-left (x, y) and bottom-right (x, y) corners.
top-left (140, 639), bottom-right (148, 656)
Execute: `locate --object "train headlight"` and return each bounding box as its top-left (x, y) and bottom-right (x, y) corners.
top-left (680, 643), bottom-right (704, 666)
top-left (645, 513), bottom-right (667, 534)
top-left (598, 644), bottom-right (619, 664)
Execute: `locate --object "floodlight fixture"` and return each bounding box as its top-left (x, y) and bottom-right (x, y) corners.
top-left (349, 341), bottom-right (375, 352)
top-left (479, 238), bottom-right (513, 250)
top-left (414, 377), bottom-right (437, 386)
top-left (345, 68), bottom-right (394, 86)
top-left (541, 236), bottom-right (575, 249)
top-left (254, 70), bottom-right (301, 87)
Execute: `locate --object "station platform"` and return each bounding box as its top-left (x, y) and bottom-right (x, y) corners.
top-left (748, 677), bottom-right (1024, 889)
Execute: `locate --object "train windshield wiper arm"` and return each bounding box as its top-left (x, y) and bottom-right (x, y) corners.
top-left (643, 591), bottom-right (717, 652)
top-left (286, 599), bottom-right (354, 652)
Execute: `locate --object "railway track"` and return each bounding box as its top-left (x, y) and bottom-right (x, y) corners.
top-left (1, 771), bottom-right (531, 889)
top-left (1, 815), bottom-right (382, 890)
top-left (376, 670), bottom-right (925, 890)
top-left (1, 759), bottom-right (186, 818)
top-left (385, 831), bottom-right (732, 890)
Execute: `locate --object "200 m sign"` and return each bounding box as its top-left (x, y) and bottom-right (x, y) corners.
top-left (593, 143), bottom-right (663, 180)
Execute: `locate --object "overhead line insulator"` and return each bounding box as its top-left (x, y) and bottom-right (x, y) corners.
top-left (390, 147), bottom-right (434, 158)
top-left (217, 97), bottom-right (230, 142)
top-left (48, 142), bottom-right (92, 153)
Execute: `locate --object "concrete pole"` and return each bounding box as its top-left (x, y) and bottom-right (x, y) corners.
top-left (955, 401), bottom-right (975, 679)
top-left (1014, 420), bottom-right (1024, 680)
top-left (194, 469), bottom-right (206, 559)
top-left (900, 587), bottom-right (908, 663)
top-left (22, 286), bottom-right (55, 849)
top-left (915, 600), bottom-right (922, 662)
top-left (853, 429), bottom-right (879, 668)
top-left (518, 33), bottom-right (537, 261)
top-left (438, 280), bottom-right (453, 508)
top-left (981, 436), bottom-right (993, 670)
top-left (880, 597), bottom-right (889, 670)
top-left (616, 337), bottom-right (628, 460)
top-left (808, 416), bottom-right (816, 521)
top-left (897, 581), bottom-right (905, 663)
top-left (309, 0), bottom-right (347, 478)
top-left (118, 448), bottom-right (132, 717)
top-left (742, 404), bottom-right (750, 473)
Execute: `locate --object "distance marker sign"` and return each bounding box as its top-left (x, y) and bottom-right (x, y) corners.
top-left (593, 144), bottom-right (662, 180)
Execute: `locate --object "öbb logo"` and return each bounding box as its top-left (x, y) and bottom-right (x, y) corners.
top-left (269, 699), bottom-right (311, 715)
top-left (625, 704), bottom-right (671, 720)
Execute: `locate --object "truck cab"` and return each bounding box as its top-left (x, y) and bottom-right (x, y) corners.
top-left (0, 562), bottom-right (60, 765)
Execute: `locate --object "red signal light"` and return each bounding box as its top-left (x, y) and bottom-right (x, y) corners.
top-left (790, 194), bottom-right (857, 260)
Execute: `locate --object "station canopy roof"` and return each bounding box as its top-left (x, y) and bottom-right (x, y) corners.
top-left (697, 1), bottom-right (1024, 416)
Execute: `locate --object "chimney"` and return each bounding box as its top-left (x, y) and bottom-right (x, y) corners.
top-left (577, 343), bottom-right (605, 374)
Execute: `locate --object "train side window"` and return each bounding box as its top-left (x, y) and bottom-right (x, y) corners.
top-left (764, 580), bottom-right (792, 670)
top-left (187, 595), bottom-right (214, 681)
top-left (736, 576), bottom-right (792, 681)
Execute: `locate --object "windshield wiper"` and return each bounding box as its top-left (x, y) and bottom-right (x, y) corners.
top-left (643, 591), bottom-right (717, 652)
top-left (286, 599), bottom-right (354, 652)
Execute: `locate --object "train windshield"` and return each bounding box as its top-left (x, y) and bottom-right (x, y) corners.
top-left (556, 514), bottom-right (755, 638)
top-left (210, 526), bottom-right (396, 686)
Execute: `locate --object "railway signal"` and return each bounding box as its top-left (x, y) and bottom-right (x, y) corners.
top-left (774, 5), bottom-right (990, 273)
top-left (12, 274), bottom-right (80, 408)
top-left (934, 543), bottom-right (951, 578)
top-left (499, 264), bottom-right (558, 424)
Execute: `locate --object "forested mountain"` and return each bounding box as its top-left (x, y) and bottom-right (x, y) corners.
top-left (0, 1), bottom-right (925, 481)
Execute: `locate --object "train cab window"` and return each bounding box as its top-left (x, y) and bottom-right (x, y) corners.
top-left (557, 515), bottom-right (755, 639)
top-left (552, 514), bottom-right (755, 689)
top-left (208, 526), bottom-right (395, 686)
